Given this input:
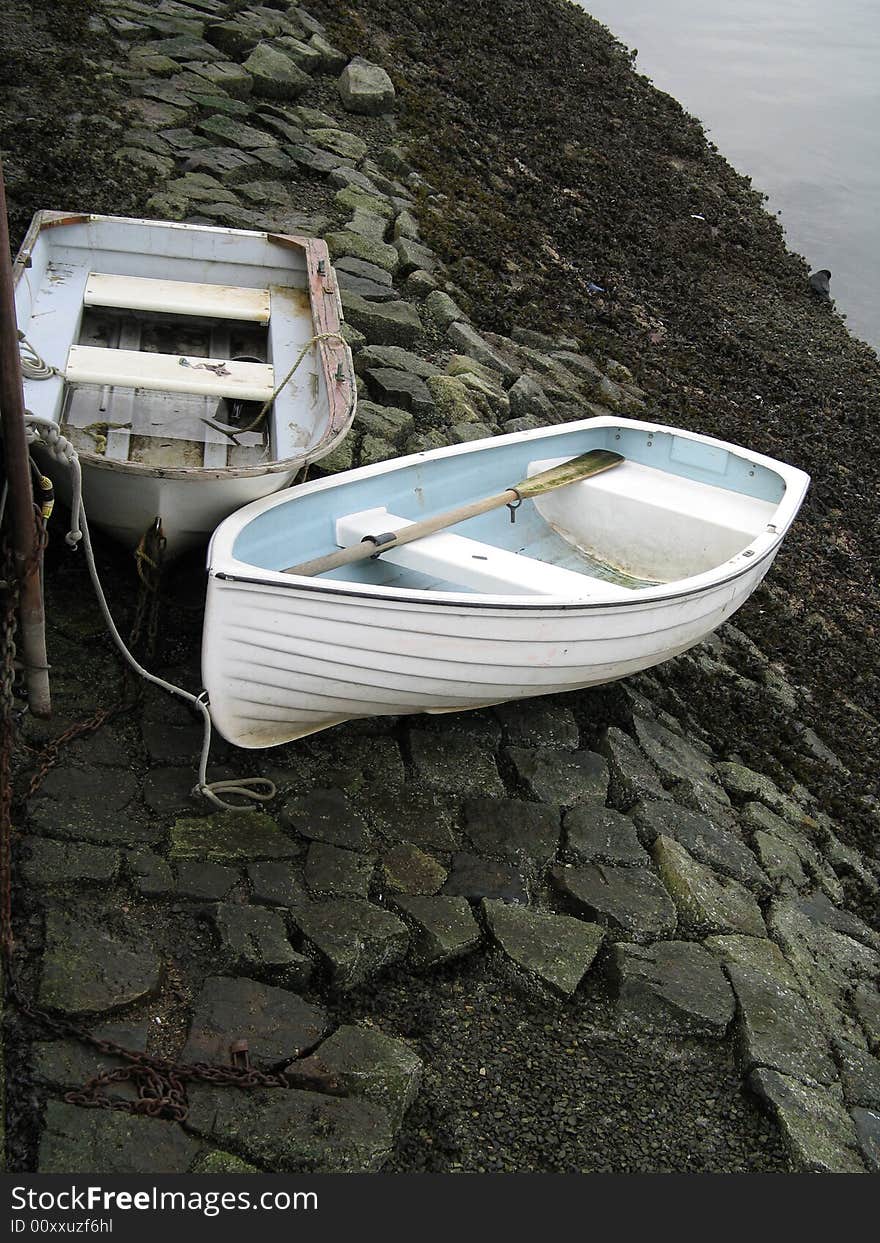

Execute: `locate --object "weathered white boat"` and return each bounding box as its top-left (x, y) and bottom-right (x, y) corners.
top-left (14, 212), bottom-right (355, 556)
top-left (202, 416), bottom-right (809, 748)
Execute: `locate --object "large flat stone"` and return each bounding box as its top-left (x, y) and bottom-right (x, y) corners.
top-left (716, 762), bottom-right (802, 820)
top-left (395, 895), bottom-right (481, 965)
top-left (182, 976), bottom-right (327, 1066)
top-left (210, 904), bottom-right (312, 986)
top-left (550, 863), bottom-right (677, 943)
top-left (611, 941), bottom-right (735, 1036)
top-left (598, 727), bottom-right (670, 810)
top-left (366, 787), bottom-right (460, 850)
top-left (243, 42), bottom-right (311, 99)
top-left (247, 861), bottom-right (308, 908)
top-left (483, 899), bottom-right (604, 996)
top-left (380, 843), bottom-right (447, 895)
top-left (28, 766), bottom-right (156, 845)
top-left (355, 400), bottom-right (414, 443)
top-left (564, 806), bottom-right (648, 867)
top-left (495, 699), bottom-right (579, 749)
top-left (633, 716), bottom-right (728, 808)
top-left (365, 367), bottom-right (434, 413)
top-left (749, 1068), bottom-right (865, 1172)
top-left (315, 1025), bottom-right (421, 1123)
top-left (170, 812), bottom-right (298, 863)
top-left (338, 56), bottom-right (395, 115)
top-left (39, 1101), bottom-right (200, 1174)
top-left (768, 898), bottom-right (880, 1049)
top-left (652, 836), bottom-right (766, 937)
top-left (446, 322), bottom-right (519, 380)
top-left (506, 747), bottom-right (608, 807)
top-left (852, 1108), bottom-right (880, 1171)
top-left (704, 933), bottom-right (800, 989)
top-left (835, 1042), bottom-right (880, 1110)
top-left (282, 788), bottom-right (372, 851)
top-left (632, 800), bottom-right (768, 891)
top-left (727, 962), bottom-right (838, 1085)
top-left (328, 233), bottom-right (400, 273)
top-left (304, 842), bottom-right (376, 898)
top-left (39, 910), bottom-right (162, 1016)
top-left (409, 730), bottom-right (503, 797)
top-left (741, 803), bottom-right (842, 902)
top-left (21, 837), bottom-right (120, 887)
top-left (292, 900), bottom-right (409, 988)
top-left (197, 114), bottom-right (278, 149)
top-left (308, 127), bottom-right (368, 161)
top-left (339, 291), bottom-right (422, 346)
top-left (186, 1085), bottom-right (394, 1172)
top-left (463, 797), bottom-right (560, 865)
top-left (443, 854), bottom-right (528, 904)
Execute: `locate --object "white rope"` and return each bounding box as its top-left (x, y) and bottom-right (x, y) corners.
top-left (24, 418), bottom-right (274, 811)
top-left (25, 415), bottom-right (82, 547)
top-left (207, 331), bottom-right (349, 439)
top-left (18, 334), bottom-right (58, 381)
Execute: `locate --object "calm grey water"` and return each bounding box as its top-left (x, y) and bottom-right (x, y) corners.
top-left (578, 0), bottom-right (880, 351)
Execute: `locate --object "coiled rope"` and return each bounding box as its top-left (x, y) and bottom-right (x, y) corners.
top-left (25, 417), bottom-right (274, 810)
top-left (18, 333), bottom-right (58, 381)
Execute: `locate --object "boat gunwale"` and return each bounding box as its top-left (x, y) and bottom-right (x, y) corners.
top-left (209, 536), bottom-right (779, 613)
top-left (14, 212), bottom-right (356, 481)
top-left (207, 415), bottom-right (810, 610)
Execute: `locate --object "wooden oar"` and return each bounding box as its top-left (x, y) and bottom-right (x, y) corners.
top-left (282, 448), bottom-right (624, 577)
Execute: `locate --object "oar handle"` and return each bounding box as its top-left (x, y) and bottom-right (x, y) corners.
top-left (282, 448), bottom-right (624, 577)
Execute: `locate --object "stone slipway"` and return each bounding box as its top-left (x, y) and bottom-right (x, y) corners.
top-left (1, 0), bottom-right (878, 1175)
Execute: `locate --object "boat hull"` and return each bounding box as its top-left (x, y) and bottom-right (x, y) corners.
top-left (202, 415), bottom-right (809, 747)
top-left (14, 213), bottom-right (355, 557)
top-left (41, 454), bottom-right (299, 558)
top-left (203, 550), bottom-right (777, 748)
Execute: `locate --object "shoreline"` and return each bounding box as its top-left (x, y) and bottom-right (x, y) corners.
top-left (1, 0), bottom-right (877, 1175)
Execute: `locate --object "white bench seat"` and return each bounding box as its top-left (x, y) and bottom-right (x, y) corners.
top-left (335, 507), bottom-right (633, 598)
top-left (65, 345), bottom-right (275, 401)
top-left (85, 272), bottom-right (271, 323)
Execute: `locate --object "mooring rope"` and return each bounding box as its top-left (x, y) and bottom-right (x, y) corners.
top-left (24, 418), bottom-right (274, 810)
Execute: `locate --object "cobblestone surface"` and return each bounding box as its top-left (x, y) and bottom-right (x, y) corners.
top-left (2, 0), bottom-right (878, 1176)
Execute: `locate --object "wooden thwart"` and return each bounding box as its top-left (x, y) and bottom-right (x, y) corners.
top-left (283, 448), bottom-right (624, 577)
top-left (65, 345), bottom-right (275, 401)
top-left (85, 272), bottom-right (271, 323)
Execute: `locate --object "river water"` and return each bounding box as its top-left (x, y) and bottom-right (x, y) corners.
top-left (578, 0), bottom-right (880, 352)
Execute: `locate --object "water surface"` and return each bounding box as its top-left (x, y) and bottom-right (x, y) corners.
top-left (578, 0), bottom-right (880, 350)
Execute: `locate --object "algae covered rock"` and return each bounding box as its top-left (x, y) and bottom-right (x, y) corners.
top-left (338, 56), bottom-right (396, 115)
top-left (170, 811), bottom-right (298, 864)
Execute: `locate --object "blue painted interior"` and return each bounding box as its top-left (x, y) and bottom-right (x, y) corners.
top-left (233, 424), bottom-right (785, 586)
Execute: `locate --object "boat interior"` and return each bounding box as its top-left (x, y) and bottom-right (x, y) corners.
top-left (15, 216), bottom-right (328, 471)
top-left (231, 423), bottom-right (788, 598)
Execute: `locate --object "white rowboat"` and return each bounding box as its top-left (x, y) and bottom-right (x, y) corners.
top-left (202, 416), bottom-right (809, 748)
top-left (13, 212), bottom-right (355, 556)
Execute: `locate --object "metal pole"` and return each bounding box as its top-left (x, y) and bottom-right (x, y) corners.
top-left (0, 156), bottom-right (51, 717)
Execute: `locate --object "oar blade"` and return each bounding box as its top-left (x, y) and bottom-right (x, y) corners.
top-left (515, 448), bottom-right (624, 499)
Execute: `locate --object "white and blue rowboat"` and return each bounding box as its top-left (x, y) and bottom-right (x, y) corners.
top-left (13, 212), bottom-right (355, 556)
top-left (202, 416), bottom-right (809, 748)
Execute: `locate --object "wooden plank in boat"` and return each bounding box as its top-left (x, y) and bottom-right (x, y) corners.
top-left (84, 272), bottom-right (272, 323)
top-left (335, 507), bottom-right (632, 598)
top-left (65, 345), bottom-right (275, 401)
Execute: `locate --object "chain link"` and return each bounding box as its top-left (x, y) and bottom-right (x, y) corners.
top-left (129, 520), bottom-right (166, 657)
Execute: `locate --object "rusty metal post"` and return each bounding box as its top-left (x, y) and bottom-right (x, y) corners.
top-left (0, 156), bottom-right (51, 717)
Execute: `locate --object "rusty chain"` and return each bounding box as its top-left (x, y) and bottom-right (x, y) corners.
top-left (130, 519), bottom-right (166, 657)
